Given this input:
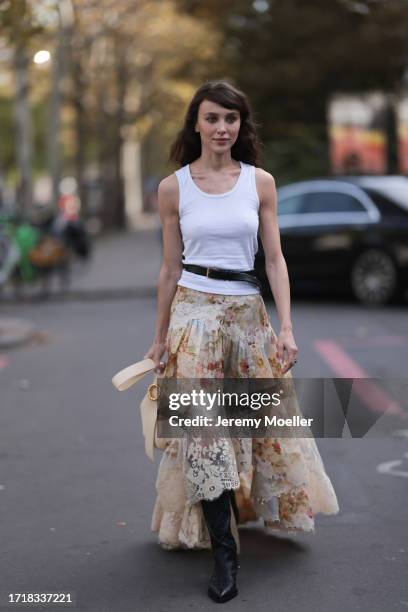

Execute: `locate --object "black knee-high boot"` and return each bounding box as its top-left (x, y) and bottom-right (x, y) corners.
top-left (201, 490), bottom-right (239, 603)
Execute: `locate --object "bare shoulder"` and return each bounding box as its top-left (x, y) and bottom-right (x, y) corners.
top-left (158, 173), bottom-right (179, 199)
top-left (157, 173), bottom-right (179, 214)
top-left (255, 167), bottom-right (276, 189)
top-left (254, 167), bottom-right (276, 204)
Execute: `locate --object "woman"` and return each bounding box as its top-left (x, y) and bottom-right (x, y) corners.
top-left (145, 80), bottom-right (339, 603)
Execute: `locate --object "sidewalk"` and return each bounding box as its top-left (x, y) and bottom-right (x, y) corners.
top-left (0, 318), bottom-right (35, 348)
top-left (69, 229), bottom-right (162, 299)
top-left (0, 230), bottom-right (162, 346)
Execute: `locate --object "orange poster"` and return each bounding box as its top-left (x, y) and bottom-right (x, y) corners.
top-left (327, 92), bottom-right (387, 174)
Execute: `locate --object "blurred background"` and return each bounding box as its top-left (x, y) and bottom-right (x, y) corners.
top-left (1, 0), bottom-right (408, 302)
top-left (1, 3), bottom-right (408, 611)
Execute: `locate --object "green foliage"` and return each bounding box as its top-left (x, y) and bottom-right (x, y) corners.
top-left (178, 0), bottom-right (408, 178)
top-left (263, 125), bottom-right (330, 185)
top-left (0, 0), bottom-right (44, 46)
top-left (2, 0), bottom-right (408, 223)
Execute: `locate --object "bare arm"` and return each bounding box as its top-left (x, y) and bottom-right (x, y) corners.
top-left (144, 174), bottom-right (183, 372)
top-left (256, 168), bottom-right (298, 374)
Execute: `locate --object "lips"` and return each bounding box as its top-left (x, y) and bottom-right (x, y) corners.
top-left (213, 139), bottom-right (230, 142)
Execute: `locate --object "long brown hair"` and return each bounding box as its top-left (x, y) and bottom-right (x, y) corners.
top-left (169, 80), bottom-right (262, 167)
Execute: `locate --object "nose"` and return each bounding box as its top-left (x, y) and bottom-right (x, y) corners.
top-left (216, 120), bottom-right (227, 135)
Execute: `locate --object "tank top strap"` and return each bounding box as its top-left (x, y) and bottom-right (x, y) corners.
top-left (240, 162), bottom-right (260, 209)
top-left (174, 165), bottom-right (189, 187)
top-left (175, 161), bottom-right (258, 215)
top-left (174, 165), bottom-right (189, 215)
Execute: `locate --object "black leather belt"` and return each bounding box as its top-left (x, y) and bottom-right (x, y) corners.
top-left (182, 263), bottom-right (262, 291)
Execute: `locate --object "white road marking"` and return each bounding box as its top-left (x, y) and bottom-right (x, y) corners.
top-left (392, 430), bottom-right (408, 438)
top-left (377, 452), bottom-right (408, 477)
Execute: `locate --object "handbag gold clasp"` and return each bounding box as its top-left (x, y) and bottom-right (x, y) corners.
top-left (147, 383), bottom-right (159, 401)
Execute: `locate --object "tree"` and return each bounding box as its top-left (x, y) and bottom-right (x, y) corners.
top-left (178, 0), bottom-right (408, 181)
top-left (0, 0), bottom-right (43, 212)
top-left (69, 0), bottom-right (223, 227)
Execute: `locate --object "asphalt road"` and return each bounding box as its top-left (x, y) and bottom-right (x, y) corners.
top-left (1, 296), bottom-right (407, 612)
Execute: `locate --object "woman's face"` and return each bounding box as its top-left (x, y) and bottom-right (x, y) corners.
top-left (194, 99), bottom-right (241, 154)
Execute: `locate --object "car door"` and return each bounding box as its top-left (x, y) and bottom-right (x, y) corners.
top-left (277, 182), bottom-right (380, 283)
top-left (276, 191), bottom-right (309, 279)
top-left (256, 190), bottom-right (307, 282)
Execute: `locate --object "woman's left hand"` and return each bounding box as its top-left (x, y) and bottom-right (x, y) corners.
top-left (276, 329), bottom-right (298, 374)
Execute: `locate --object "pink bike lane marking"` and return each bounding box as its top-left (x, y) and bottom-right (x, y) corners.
top-left (0, 354), bottom-right (9, 370)
top-left (313, 339), bottom-right (404, 417)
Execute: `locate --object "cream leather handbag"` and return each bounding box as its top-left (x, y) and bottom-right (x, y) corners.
top-left (112, 358), bottom-right (169, 462)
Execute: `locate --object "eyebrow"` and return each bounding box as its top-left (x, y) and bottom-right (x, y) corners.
top-left (204, 111), bottom-right (239, 116)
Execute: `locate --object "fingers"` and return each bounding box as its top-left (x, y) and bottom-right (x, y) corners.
top-left (153, 351), bottom-right (166, 373)
top-left (276, 342), bottom-right (284, 362)
top-left (282, 356), bottom-right (298, 373)
top-left (144, 342), bottom-right (167, 374)
top-left (279, 346), bottom-right (298, 374)
top-left (287, 349), bottom-right (298, 363)
top-left (154, 360), bottom-right (166, 374)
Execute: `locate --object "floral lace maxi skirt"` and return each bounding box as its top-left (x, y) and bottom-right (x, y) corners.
top-left (151, 286), bottom-right (339, 549)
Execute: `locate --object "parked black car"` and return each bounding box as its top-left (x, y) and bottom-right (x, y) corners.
top-left (255, 176), bottom-right (408, 305)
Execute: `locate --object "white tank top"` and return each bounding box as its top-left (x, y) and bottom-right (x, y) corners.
top-left (175, 160), bottom-right (260, 295)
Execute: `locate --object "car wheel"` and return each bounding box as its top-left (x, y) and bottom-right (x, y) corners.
top-left (351, 248), bottom-right (398, 305)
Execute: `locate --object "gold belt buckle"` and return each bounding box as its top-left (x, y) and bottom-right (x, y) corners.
top-left (147, 383), bottom-right (159, 401)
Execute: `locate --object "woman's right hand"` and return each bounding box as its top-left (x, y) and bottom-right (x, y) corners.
top-left (144, 341), bottom-right (167, 374)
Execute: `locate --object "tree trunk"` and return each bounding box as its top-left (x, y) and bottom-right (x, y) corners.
top-left (48, 35), bottom-right (64, 210)
top-left (72, 54), bottom-right (88, 215)
top-left (112, 54), bottom-right (127, 229)
top-left (14, 44), bottom-right (32, 215)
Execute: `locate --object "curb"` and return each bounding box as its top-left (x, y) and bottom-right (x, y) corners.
top-left (0, 286), bottom-right (156, 304)
top-left (0, 318), bottom-right (36, 348)
top-left (64, 287), bottom-right (156, 301)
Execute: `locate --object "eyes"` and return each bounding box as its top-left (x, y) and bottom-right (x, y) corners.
top-left (205, 115), bottom-right (239, 124)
